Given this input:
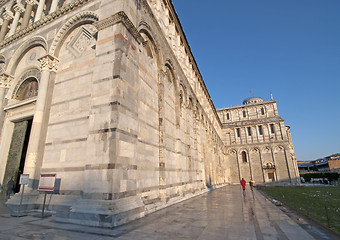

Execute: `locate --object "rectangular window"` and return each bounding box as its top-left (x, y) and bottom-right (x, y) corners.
top-left (247, 127), bottom-right (251, 136)
top-left (258, 125), bottom-right (263, 135)
top-left (270, 124), bottom-right (275, 134)
top-left (226, 112), bottom-right (230, 120)
top-left (243, 110), bottom-right (246, 118)
top-left (236, 128), bottom-right (240, 137)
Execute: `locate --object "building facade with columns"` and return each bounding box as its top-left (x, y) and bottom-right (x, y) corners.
top-left (217, 96), bottom-right (299, 184)
top-left (0, 0), bottom-right (298, 227)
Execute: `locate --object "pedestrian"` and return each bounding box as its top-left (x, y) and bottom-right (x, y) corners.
top-left (240, 178), bottom-right (246, 191)
top-left (6, 177), bottom-right (14, 199)
top-left (249, 179), bottom-right (254, 191)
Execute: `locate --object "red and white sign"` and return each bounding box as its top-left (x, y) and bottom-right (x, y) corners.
top-left (38, 174), bottom-right (56, 191)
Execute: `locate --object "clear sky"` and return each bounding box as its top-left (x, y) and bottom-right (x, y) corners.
top-left (172, 0), bottom-right (340, 161)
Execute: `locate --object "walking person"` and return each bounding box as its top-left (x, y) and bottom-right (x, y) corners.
top-left (240, 178), bottom-right (246, 191)
top-left (249, 179), bottom-right (254, 191)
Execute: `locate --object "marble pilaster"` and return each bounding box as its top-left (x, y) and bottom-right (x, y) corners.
top-left (24, 55), bottom-right (58, 189)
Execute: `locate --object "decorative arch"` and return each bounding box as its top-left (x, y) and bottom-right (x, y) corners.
top-left (12, 68), bottom-right (41, 101)
top-left (262, 146), bottom-right (272, 153)
top-left (7, 36), bottom-right (48, 75)
top-left (250, 147), bottom-right (260, 153)
top-left (227, 148), bottom-right (237, 155)
top-left (49, 11), bottom-right (99, 57)
top-left (139, 23), bottom-right (159, 56)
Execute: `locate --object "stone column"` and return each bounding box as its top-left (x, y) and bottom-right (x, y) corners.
top-left (21, 0), bottom-right (37, 29)
top-left (49, 0), bottom-right (59, 13)
top-left (0, 73), bottom-right (13, 138)
top-left (24, 54), bottom-right (58, 189)
top-left (34, 0), bottom-right (46, 22)
top-left (0, 11), bottom-right (14, 42)
top-left (8, 4), bottom-right (25, 37)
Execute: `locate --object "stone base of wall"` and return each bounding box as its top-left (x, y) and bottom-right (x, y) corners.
top-left (5, 184), bottom-right (228, 228)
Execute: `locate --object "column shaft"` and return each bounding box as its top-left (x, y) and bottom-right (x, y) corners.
top-left (34, 0), bottom-right (45, 22)
top-left (21, 4), bottom-right (33, 29)
top-left (0, 19), bottom-right (9, 41)
top-left (50, 0), bottom-right (59, 13)
top-left (8, 12), bottom-right (20, 36)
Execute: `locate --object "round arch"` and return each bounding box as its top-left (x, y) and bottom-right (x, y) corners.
top-left (7, 36), bottom-right (48, 75)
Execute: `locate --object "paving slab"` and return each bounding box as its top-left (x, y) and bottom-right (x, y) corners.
top-left (0, 186), bottom-right (339, 239)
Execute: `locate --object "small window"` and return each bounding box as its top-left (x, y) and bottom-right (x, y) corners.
top-left (226, 112), bottom-right (230, 120)
top-left (247, 127), bottom-right (252, 136)
top-left (258, 125), bottom-right (263, 135)
top-left (236, 128), bottom-right (240, 137)
top-left (270, 124), bottom-right (275, 134)
top-left (242, 151), bottom-right (247, 163)
top-left (261, 107), bottom-right (265, 115)
top-left (243, 110), bottom-right (246, 118)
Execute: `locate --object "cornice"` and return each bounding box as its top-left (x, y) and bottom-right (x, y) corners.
top-left (217, 100), bottom-right (277, 111)
top-left (93, 11), bottom-right (144, 44)
top-left (0, 0), bottom-right (91, 49)
top-left (163, 0), bottom-right (221, 127)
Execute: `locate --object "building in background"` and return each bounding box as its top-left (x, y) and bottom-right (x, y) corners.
top-left (298, 153), bottom-right (340, 174)
top-left (217, 96), bottom-right (299, 184)
top-left (0, 0), bottom-right (299, 227)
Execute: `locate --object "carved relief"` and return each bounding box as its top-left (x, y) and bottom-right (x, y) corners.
top-left (0, 73), bottom-right (13, 88)
top-left (38, 55), bottom-right (59, 72)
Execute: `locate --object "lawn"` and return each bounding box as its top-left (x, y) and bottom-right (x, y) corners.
top-left (259, 185), bottom-right (340, 234)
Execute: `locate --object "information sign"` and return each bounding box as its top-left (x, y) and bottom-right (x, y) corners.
top-left (38, 174), bottom-right (56, 191)
top-left (19, 174), bottom-right (29, 185)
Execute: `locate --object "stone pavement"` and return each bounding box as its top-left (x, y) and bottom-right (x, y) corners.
top-left (0, 186), bottom-right (339, 240)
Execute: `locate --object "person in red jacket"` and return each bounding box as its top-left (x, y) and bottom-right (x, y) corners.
top-left (240, 178), bottom-right (246, 191)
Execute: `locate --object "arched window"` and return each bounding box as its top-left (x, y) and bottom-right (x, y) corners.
top-left (242, 151), bottom-right (247, 163)
top-left (226, 112), bottom-right (230, 120)
top-left (261, 107), bottom-right (265, 115)
top-left (15, 77), bottom-right (38, 100)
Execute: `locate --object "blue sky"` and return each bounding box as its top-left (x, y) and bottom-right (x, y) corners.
top-left (172, 0), bottom-right (340, 161)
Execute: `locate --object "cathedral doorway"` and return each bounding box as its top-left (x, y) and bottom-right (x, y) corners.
top-left (3, 118), bottom-right (32, 195)
top-left (268, 172), bottom-right (275, 182)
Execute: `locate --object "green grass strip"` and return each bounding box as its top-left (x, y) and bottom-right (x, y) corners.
top-left (259, 185), bottom-right (340, 234)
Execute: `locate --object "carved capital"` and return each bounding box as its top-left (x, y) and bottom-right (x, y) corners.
top-left (13, 4), bottom-right (25, 13)
top-left (25, 0), bottom-right (38, 5)
top-left (2, 10), bottom-right (14, 21)
top-left (38, 54), bottom-right (59, 72)
top-left (0, 73), bottom-right (14, 88)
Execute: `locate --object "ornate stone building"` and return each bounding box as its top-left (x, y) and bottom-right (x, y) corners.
top-left (0, 0), bottom-right (299, 227)
top-left (217, 96), bottom-right (299, 184)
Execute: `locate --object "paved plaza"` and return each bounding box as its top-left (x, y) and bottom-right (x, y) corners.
top-left (0, 185), bottom-right (338, 240)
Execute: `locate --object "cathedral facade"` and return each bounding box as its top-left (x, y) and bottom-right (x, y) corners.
top-left (0, 0), bottom-right (299, 227)
top-left (217, 96), bottom-right (299, 184)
